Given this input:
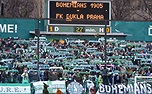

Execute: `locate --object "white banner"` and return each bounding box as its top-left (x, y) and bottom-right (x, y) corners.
top-left (0, 86), bottom-right (30, 94)
top-left (96, 83), bottom-right (152, 94)
top-left (33, 80), bottom-right (66, 94)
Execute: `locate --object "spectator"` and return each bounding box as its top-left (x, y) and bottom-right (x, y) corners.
top-left (150, 73), bottom-right (152, 76)
top-left (56, 88), bottom-right (63, 94)
top-left (40, 70), bottom-right (45, 81)
top-left (98, 75), bottom-right (103, 84)
top-left (43, 70), bottom-right (49, 81)
top-left (101, 65), bottom-right (109, 85)
top-left (30, 83), bottom-right (35, 94)
top-left (73, 70), bottom-right (83, 84)
top-left (21, 69), bottom-right (29, 83)
top-left (0, 71), bottom-right (2, 83)
top-left (48, 71), bottom-right (58, 81)
top-left (8, 72), bottom-right (16, 83)
top-left (43, 83), bottom-right (49, 94)
top-left (28, 70), bottom-right (38, 82)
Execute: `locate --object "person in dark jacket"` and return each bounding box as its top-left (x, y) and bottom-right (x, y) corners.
top-left (102, 65), bottom-right (109, 85)
top-left (30, 83), bottom-right (35, 94)
top-left (44, 70), bottom-right (49, 81)
top-left (43, 83), bottom-right (49, 94)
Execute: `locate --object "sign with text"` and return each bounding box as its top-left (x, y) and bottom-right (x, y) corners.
top-left (48, 0), bottom-right (111, 26)
top-left (96, 83), bottom-right (152, 94)
top-left (0, 24), bottom-right (18, 33)
top-left (48, 25), bottom-right (111, 33)
top-left (33, 81), bottom-right (66, 93)
top-left (0, 86), bottom-right (30, 94)
top-left (0, 18), bottom-right (38, 39)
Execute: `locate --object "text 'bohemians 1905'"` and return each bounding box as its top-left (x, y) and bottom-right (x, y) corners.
top-left (56, 2), bottom-right (103, 9)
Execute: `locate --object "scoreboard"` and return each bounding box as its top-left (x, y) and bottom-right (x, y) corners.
top-left (47, 0), bottom-right (111, 33)
top-left (48, 26), bottom-right (111, 33)
top-left (48, 0), bottom-right (111, 26)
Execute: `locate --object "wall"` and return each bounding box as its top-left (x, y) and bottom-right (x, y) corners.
top-left (112, 21), bottom-right (152, 41)
top-left (0, 18), bottom-right (152, 41)
top-left (0, 18), bottom-right (44, 39)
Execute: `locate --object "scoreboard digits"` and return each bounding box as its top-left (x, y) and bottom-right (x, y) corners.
top-left (49, 26), bottom-right (53, 32)
top-left (90, 3), bottom-right (103, 9)
top-left (75, 27), bottom-right (85, 32)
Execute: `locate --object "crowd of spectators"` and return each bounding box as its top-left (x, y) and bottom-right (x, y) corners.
top-left (0, 37), bottom-right (152, 87)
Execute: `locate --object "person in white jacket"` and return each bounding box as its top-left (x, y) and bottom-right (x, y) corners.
top-left (21, 69), bottom-right (29, 83)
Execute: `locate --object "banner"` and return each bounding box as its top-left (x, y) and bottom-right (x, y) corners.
top-left (112, 21), bottom-right (152, 41)
top-left (96, 83), bottom-right (152, 94)
top-left (32, 80), bottom-right (66, 94)
top-left (0, 86), bottom-right (30, 94)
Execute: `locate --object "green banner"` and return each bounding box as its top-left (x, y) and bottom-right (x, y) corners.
top-left (0, 18), bottom-right (44, 39)
top-left (112, 21), bottom-right (152, 41)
